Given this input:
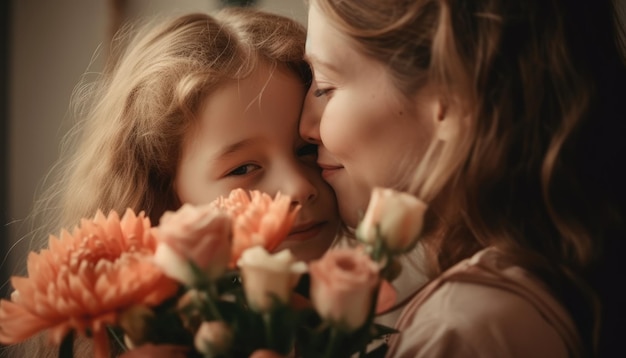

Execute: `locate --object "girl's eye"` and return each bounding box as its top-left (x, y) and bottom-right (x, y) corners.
top-left (297, 144), bottom-right (318, 163)
top-left (313, 88), bottom-right (333, 97)
top-left (227, 164), bottom-right (260, 176)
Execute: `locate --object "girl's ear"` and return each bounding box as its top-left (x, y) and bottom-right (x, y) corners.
top-left (433, 99), bottom-right (460, 142)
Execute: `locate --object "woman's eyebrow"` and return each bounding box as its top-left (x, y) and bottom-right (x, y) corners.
top-left (304, 53), bottom-right (340, 74)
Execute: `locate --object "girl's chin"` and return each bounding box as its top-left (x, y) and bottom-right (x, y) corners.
top-left (275, 237), bottom-right (334, 263)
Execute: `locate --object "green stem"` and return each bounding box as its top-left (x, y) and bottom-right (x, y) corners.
top-left (198, 283), bottom-right (223, 321)
top-left (324, 327), bottom-right (340, 358)
top-left (204, 293), bottom-right (223, 321)
top-left (359, 344), bottom-right (367, 357)
top-left (371, 226), bottom-right (387, 266)
top-left (263, 312), bottom-right (275, 351)
top-left (58, 330), bottom-right (74, 358)
top-left (107, 326), bottom-right (128, 352)
top-left (357, 279), bottom-right (383, 357)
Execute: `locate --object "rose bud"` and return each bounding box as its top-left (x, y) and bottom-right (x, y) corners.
top-left (309, 247), bottom-right (380, 331)
top-left (153, 204), bottom-right (232, 286)
top-left (237, 246), bottom-right (307, 312)
top-left (356, 187), bottom-right (427, 253)
top-left (194, 321), bottom-right (233, 356)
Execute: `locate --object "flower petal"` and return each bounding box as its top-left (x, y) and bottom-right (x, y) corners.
top-left (0, 300), bottom-right (51, 344)
top-left (0, 209), bottom-right (178, 349)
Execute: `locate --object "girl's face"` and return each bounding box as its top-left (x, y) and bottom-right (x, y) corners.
top-left (175, 62), bottom-right (339, 262)
top-left (302, 3), bottom-right (438, 227)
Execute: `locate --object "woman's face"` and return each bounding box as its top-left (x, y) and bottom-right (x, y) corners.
top-left (175, 62), bottom-right (339, 262)
top-left (302, 3), bottom-right (438, 227)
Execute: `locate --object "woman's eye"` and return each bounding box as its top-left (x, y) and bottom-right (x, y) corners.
top-left (226, 164), bottom-right (260, 176)
top-left (313, 88), bottom-right (333, 97)
top-left (297, 144), bottom-right (318, 161)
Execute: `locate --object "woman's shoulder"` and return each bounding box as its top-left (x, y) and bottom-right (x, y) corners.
top-left (386, 248), bottom-right (581, 357)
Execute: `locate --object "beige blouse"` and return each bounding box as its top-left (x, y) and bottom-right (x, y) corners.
top-left (385, 247), bottom-right (583, 357)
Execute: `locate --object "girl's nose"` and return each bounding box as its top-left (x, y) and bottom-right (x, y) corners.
top-left (281, 166), bottom-right (318, 207)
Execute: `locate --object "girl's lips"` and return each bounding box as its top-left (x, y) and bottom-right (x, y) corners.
top-left (287, 222), bottom-right (325, 242)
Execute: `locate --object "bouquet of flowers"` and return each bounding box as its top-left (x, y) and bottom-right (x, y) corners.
top-left (0, 187), bottom-right (427, 358)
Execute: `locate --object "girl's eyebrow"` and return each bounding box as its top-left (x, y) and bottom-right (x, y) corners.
top-left (213, 138), bottom-right (259, 159)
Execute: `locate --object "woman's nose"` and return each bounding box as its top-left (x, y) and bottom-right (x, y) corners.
top-left (299, 86), bottom-right (324, 144)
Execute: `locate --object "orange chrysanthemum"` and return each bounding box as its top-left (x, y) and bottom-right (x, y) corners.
top-left (211, 189), bottom-right (300, 266)
top-left (0, 209), bottom-right (179, 358)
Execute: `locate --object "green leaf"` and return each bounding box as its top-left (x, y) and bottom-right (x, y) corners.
top-left (214, 270), bottom-right (243, 295)
top-left (294, 317), bottom-right (398, 358)
top-left (363, 342), bottom-right (389, 358)
top-left (371, 323), bottom-right (399, 338)
top-left (293, 273), bottom-right (311, 299)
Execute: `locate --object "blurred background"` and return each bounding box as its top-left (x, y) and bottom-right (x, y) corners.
top-left (0, 0), bottom-right (307, 297)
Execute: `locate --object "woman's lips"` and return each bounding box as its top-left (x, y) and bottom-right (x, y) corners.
top-left (318, 162), bottom-right (344, 180)
top-left (287, 222), bottom-right (325, 242)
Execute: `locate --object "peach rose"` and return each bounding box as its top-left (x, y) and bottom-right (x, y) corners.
top-left (356, 187), bottom-right (427, 253)
top-left (153, 204), bottom-right (232, 286)
top-left (237, 246), bottom-right (307, 312)
top-left (309, 247), bottom-right (380, 331)
top-left (194, 321), bottom-right (233, 355)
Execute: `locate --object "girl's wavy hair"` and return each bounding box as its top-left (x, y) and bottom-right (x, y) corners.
top-left (32, 8), bottom-right (308, 240)
top-left (313, 0), bottom-right (626, 355)
top-left (17, 9), bottom-right (308, 356)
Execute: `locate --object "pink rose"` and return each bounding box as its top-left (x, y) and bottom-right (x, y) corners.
top-left (356, 187), bottom-right (428, 253)
top-left (237, 246), bottom-right (307, 312)
top-left (194, 321), bottom-right (233, 355)
top-left (153, 204), bottom-right (232, 286)
top-left (309, 247), bottom-right (380, 331)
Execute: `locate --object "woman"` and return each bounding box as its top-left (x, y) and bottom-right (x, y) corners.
top-left (301, 0), bottom-right (626, 356)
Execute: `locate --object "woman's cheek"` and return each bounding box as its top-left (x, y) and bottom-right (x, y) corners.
top-left (319, 105), bottom-right (357, 156)
top-left (319, 117), bottom-right (339, 153)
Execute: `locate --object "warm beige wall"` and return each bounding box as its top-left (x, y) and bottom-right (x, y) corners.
top-left (7, 0), bottom-right (306, 273)
top-left (257, 0), bottom-right (307, 25)
top-left (9, 0), bottom-right (109, 272)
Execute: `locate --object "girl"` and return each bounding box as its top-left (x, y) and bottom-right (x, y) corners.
top-left (301, 0), bottom-right (625, 356)
top-left (10, 7), bottom-right (339, 357)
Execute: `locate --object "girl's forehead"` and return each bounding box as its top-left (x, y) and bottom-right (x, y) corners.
top-left (189, 62), bottom-right (306, 152)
